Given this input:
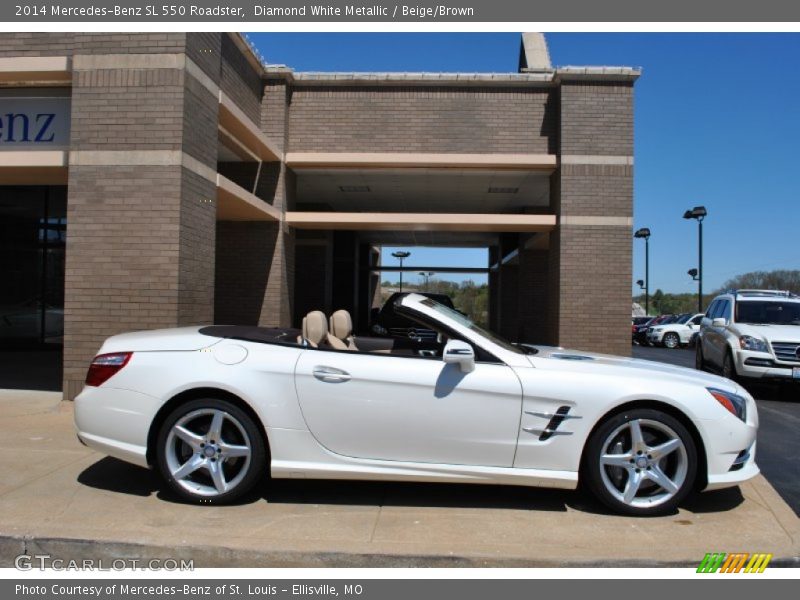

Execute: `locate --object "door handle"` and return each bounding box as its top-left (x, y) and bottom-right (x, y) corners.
top-left (312, 366), bottom-right (351, 383)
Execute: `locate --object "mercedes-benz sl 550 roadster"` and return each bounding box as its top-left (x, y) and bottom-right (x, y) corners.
top-left (75, 293), bottom-right (758, 516)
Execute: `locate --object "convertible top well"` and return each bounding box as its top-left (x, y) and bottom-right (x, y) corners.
top-left (199, 325), bottom-right (301, 346)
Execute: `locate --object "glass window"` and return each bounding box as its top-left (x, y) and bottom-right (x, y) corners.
top-left (0, 186), bottom-right (66, 348)
top-left (736, 301), bottom-right (800, 325)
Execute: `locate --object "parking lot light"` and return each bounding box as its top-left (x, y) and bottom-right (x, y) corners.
top-left (683, 206), bottom-right (707, 313)
top-left (688, 268), bottom-right (700, 281)
top-left (392, 251), bottom-right (411, 292)
top-left (634, 228), bottom-right (651, 314)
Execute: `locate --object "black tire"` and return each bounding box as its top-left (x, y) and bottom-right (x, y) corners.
top-left (582, 408), bottom-right (698, 517)
top-left (156, 398), bottom-right (267, 505)
top-left (695, 342), bottom-right (706, 371)
top-left (722, 349), bottom-right (738, 382)
top-left (663, 333), bottom-right (680, 350)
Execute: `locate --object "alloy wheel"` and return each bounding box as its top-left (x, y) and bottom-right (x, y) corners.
top-left (664, 333), bottom-right (680, 349)
top-left (598, 418), bottom-right (689, 509)
top-left (164, 408), bottom-right (252, 497)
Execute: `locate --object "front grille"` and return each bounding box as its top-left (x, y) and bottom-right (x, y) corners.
top-left (388, 327), bottom-right (438, 341)
top-left (771, 341), bottom-right (800, 363)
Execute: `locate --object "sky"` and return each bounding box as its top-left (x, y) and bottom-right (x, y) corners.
top-left (248, 33), bottom-right (800, 293)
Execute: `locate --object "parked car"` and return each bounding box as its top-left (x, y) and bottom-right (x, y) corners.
top-left (371, 292), bottom-right (456, 341)
top-left (647, 313), bottom-right (705, 349)
top-left (75, 293), bottom-right (758, 516)
top-left (633, 314), bottom-right (675, 346)
top-left (631, 316), bottom-right (654, 345)
top-left (696, 289), bottom-right (800, 385)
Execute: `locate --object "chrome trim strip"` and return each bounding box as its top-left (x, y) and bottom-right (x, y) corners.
top-left (524, 410), bottom-right (582, 420)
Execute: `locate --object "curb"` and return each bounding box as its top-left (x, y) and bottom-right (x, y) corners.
top-left (2, 534), bottom-right (799, 569)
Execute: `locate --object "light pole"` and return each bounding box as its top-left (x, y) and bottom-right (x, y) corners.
top-left (683, 206), bottom-right (707, 313)
top-left (392, 251), bottom-right (411, 292)
top-left (634, 228), bottom-right (651, 315)
top-left (418, 271), bottom-right (434, 291)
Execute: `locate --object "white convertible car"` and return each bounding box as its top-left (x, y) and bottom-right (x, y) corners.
top-left (75, 294), bottom-right (759, 516)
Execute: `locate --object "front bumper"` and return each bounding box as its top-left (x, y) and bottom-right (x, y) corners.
top-left (734, 350), bottom-right (800, 382)
top-left (646, 331), bottom-right (665, 344)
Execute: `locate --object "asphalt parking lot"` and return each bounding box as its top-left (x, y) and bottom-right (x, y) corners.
top-left (633, 345), bottom-right (800, 516)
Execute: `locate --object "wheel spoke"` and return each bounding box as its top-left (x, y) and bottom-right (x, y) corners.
top-left (172, 454), bottom-right (204, 480)
top-left (648, 438), bottom-right (682, 461)
top-left (219, 442), bottom-right (250, 459)
top-left (628, 420), bottom-right (645, 452)
top-left (173, 425), bottom-right (204, 450)
top-left (206, 459), bottom-right (228, 493)
top-left (207, 410), bottom-right (225, 441)
top-left (601, 453), bottom-right (633, 468)
top-left (647, 465), bottom-right (679, 494)
top-left (623, 469), bottom-right (644, 504)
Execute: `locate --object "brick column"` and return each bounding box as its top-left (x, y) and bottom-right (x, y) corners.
top-left (62, 41), bottom-right (220, 399)
top-left (551, 79), bottom-right (635, 356)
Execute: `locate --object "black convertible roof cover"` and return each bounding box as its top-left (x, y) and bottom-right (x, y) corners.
top-left (199, 325), bottom-right (301, 346)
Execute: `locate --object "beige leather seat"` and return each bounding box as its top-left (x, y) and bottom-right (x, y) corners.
top-left (299, 310), bottom-right (328, 348)
top-left (328, 309), bottom-right (358, 351)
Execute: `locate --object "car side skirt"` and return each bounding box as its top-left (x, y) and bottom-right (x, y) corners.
top-left (267, 428), bottom-right (578, 490)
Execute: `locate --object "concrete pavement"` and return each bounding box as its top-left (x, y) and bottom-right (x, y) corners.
top-left (0, 390), bottom-right (798, 567)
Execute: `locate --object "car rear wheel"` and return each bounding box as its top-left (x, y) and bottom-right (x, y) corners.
top-left (663, 332), bottom-right (680, 349)
top-left (583, 408), bottom-right (697, 516)
top-left (156, 398), bottom-right (267, 504)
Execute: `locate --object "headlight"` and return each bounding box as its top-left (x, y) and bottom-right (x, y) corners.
top-left (707, 388), bottom-right (747, 422)
top-left (739, 335), bottom-right (768, 353)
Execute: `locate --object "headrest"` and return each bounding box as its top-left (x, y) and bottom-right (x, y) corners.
top-left (329, 309), bottom-right (353, 341)
top-left (302, 311), bottom-right (328, 347)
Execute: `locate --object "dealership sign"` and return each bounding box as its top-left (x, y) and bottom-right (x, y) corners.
top-left (0, 97), bottom-right (70, 149)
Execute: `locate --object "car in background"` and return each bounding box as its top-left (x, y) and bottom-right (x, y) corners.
top-left (697, 289), bottom-right (800, 385)
top-left (371, 292), bottom-right (456, 342)
top-left (633, 314), bottom-right (676, 346)
top-left (647, 313), bottom-right (705, 349)
top-left (631, 316), bottom-right (654, 345)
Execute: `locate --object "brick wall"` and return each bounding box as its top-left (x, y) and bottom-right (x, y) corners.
top-left (0, 33), bottom-right (186, 57)
top-left (549, 80), bottom-right (635, 356)
top-left (62, 39), bottom-right (220, 399)
top-left (288, 86), bottom-right (556, 154)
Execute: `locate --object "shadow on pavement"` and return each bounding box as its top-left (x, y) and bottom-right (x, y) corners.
top-left (77, 456), bottom-right (744, 517)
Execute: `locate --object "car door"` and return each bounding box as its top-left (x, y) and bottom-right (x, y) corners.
top-left (706, 300), bottom-right (731, 367)
top-left (683, 314), bottom-right (704, 343)
top-left (293, 347), bottom-right (522, 467)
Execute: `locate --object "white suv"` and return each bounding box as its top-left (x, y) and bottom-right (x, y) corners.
top-left (647, 312), bottom-right (705, 349)
top-left (696, 289), bottom-right (800, 384)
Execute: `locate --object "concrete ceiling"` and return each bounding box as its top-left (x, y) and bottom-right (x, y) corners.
top-left (293, 168), bottom-right (551, 213)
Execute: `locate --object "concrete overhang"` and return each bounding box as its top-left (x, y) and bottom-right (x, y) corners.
top-left (285, 212), bottom-right (556, 233)
top-left (0, 150), bottom-right (69, 184)
top-left (555, 66), bottom-right (641, 83)
top-left (216, 173), bottom-right (281, 221)
top-left (0, 56), bottom-right (72, 85)
top-left (218, 91), bottom-right (281, 162)
top-left (286, 152), bottom-right (557, 171)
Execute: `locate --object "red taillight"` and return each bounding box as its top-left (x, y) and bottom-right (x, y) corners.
top-left (85, 352), bottom-right (132, 387)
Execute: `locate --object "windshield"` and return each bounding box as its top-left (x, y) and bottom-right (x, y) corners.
top-left (417, 297), bottom-right (528, 354)
top-left (736, 301), bottom-right (800, 325)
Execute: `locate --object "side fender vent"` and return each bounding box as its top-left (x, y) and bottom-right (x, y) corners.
top-left (523, 405), bottom-right (581, 441)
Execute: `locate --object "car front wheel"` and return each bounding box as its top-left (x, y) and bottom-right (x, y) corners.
top-left (583, 408), bottom-right (697, 516)
top-left (663, 332), bottom-right (680, 349)
top-left (156, 398), bottom-right (267, 504)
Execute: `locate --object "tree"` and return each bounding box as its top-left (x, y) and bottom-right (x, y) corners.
top-left (716, 270), bottom-right (800, 295)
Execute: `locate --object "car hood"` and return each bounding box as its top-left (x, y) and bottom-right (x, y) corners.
top-left (99, 326), bottom-right (219, 353)
top-left (523, 345), bottom-right (738, 392)
top-left (735, 323), bottom-right (800, 342)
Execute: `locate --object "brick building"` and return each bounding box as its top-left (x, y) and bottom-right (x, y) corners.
top-left (0, 33), bottom-right (639, 399)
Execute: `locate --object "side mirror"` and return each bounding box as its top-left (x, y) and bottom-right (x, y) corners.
top-left (712, 317), bottom-right (727, 327)
top-left (443, 339), bottom-right (475, 373)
